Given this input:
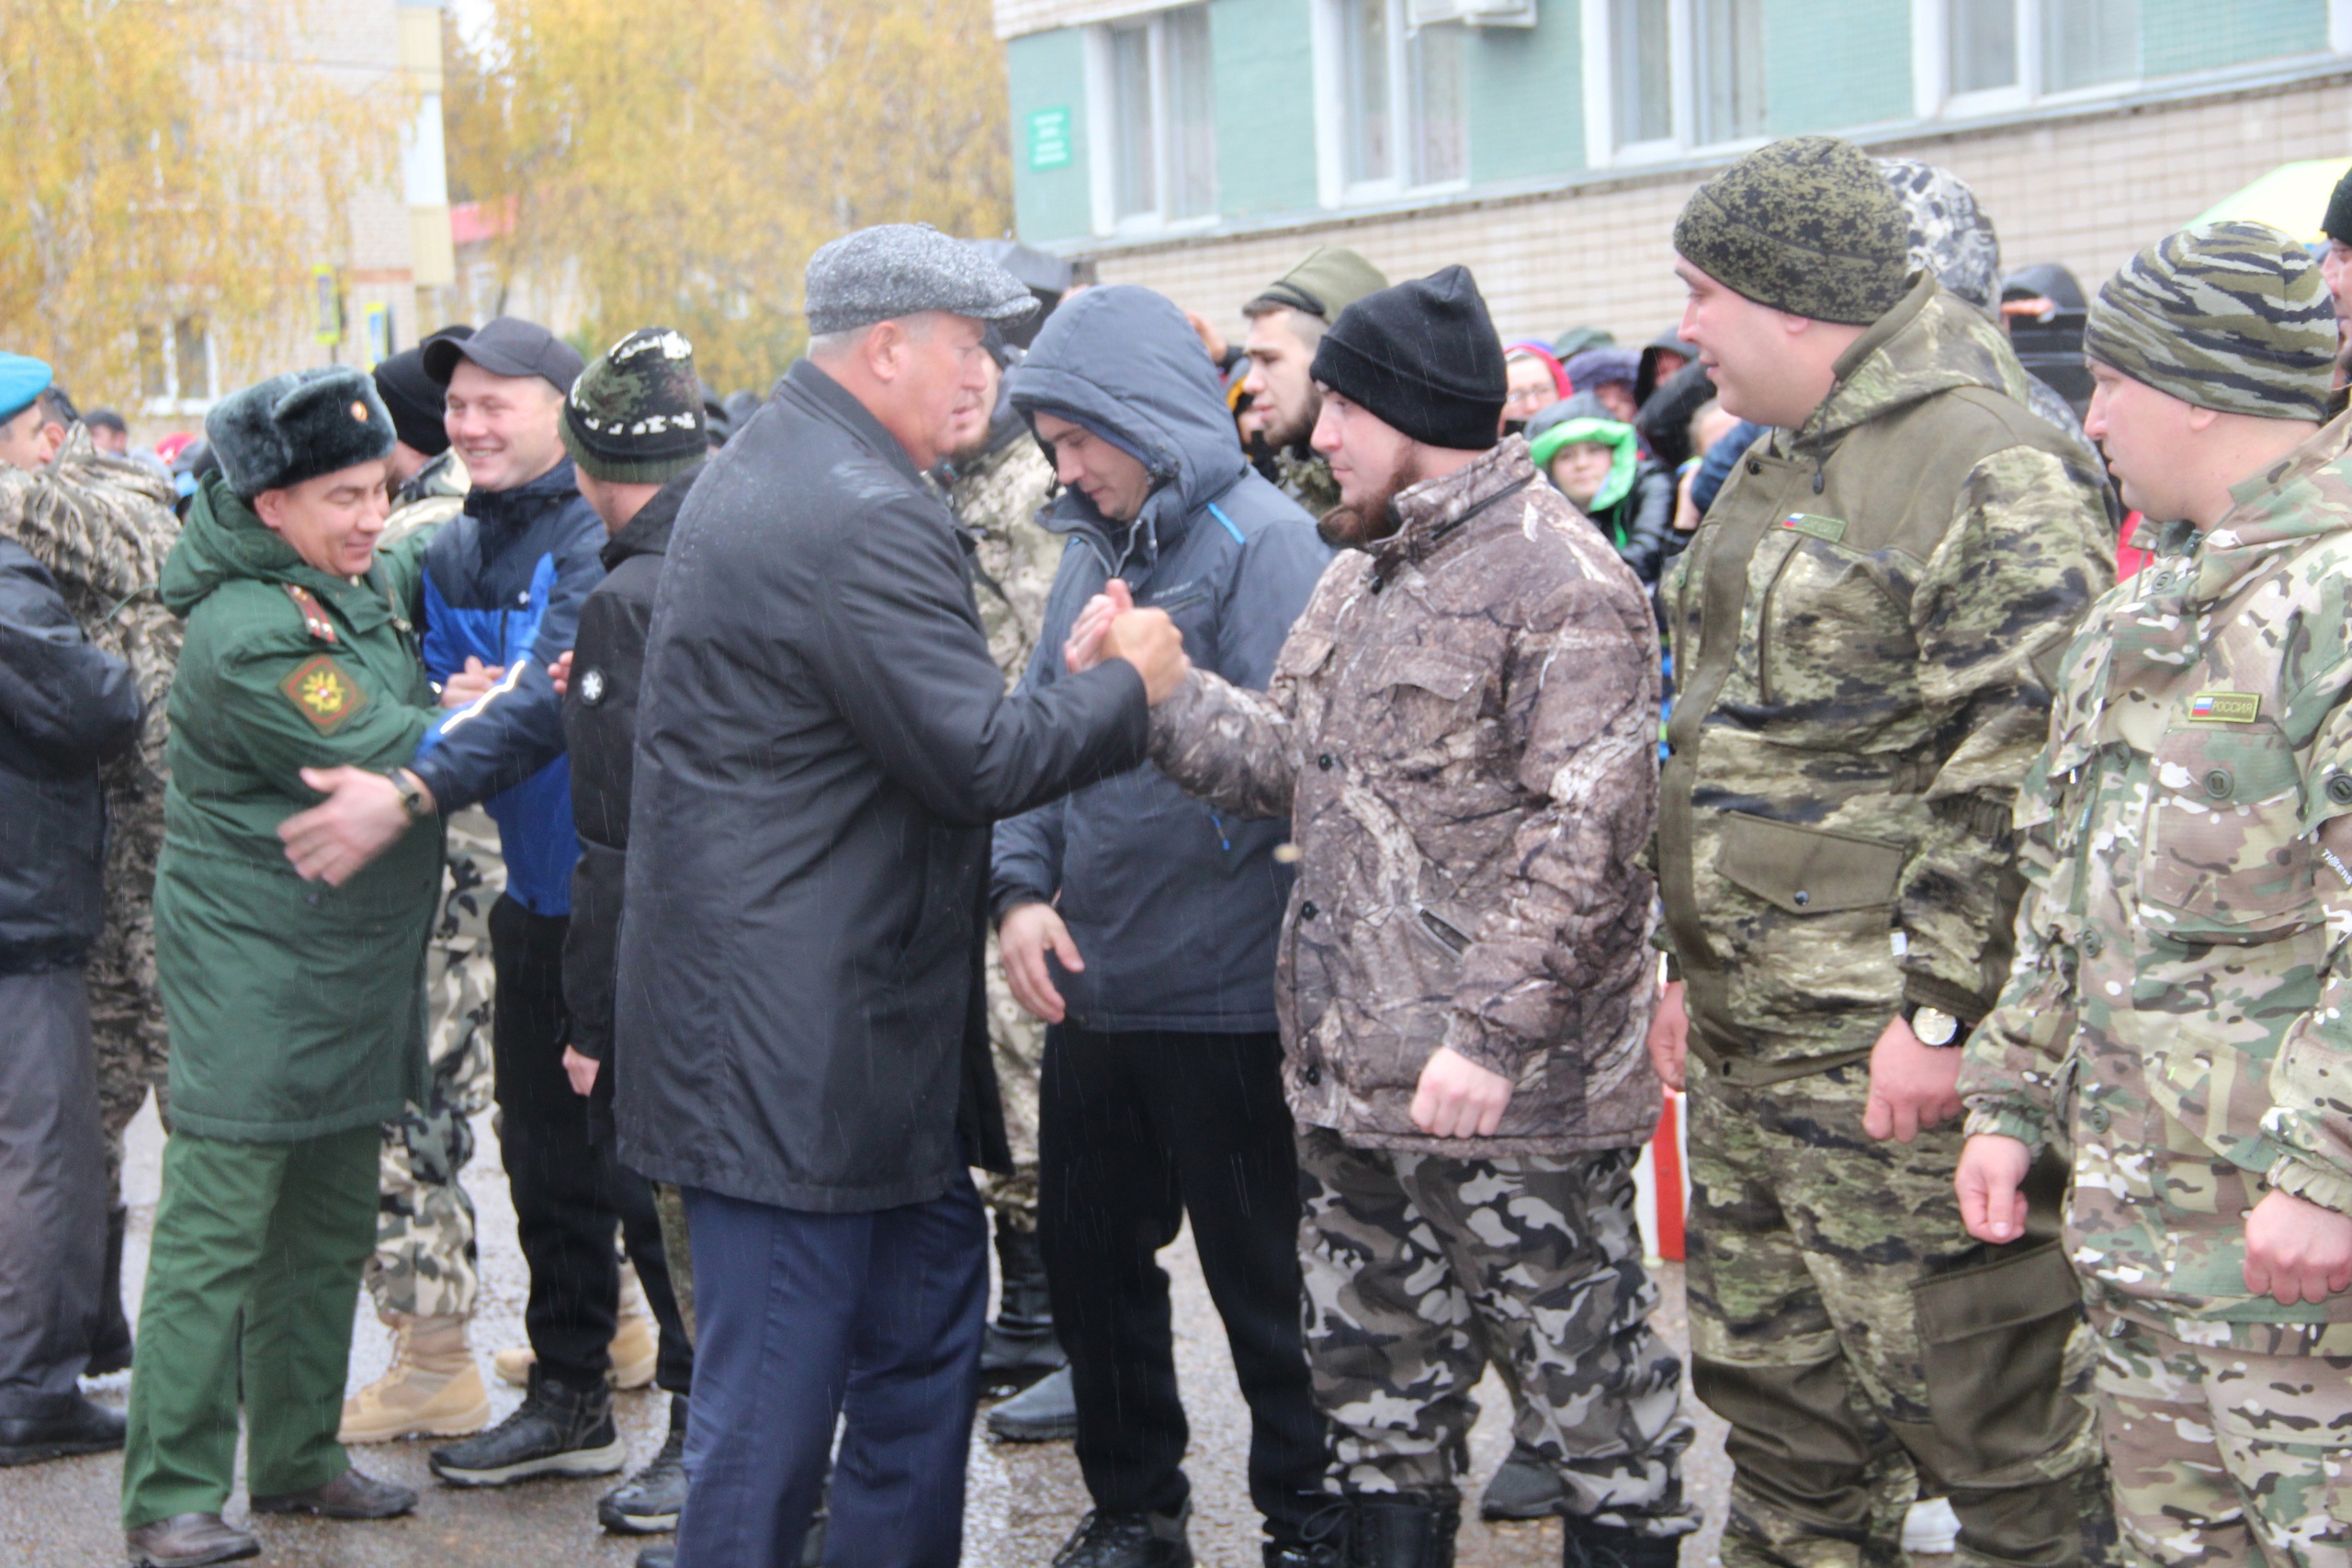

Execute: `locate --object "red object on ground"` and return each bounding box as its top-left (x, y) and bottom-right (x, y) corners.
top-left (1652, 1090), bottom-right (1685, 1262)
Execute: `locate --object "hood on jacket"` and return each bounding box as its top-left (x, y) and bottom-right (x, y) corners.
top-left (1800, 274), bottom-right (2030, 454)
top-left (1006, 285), bottom-right (1247, 569)
top-left (601, 460), bottom-right (702, 572)
top-left (162, 471), bottom-right (331, 616)
top-left (1527, 391), bottom-right (1639, 513)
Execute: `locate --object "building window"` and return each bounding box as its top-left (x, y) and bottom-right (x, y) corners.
top-left (1329, 0), bottom-right (1468, 197)
top-left (1096, 5), bottom-right (1216, 231)
top-left (1936, 0), bottom-right (2139, 107)
top-left (1607, 0), bottom-right (1767, 154)
top-left (139, 316), bottom-right (214, 414)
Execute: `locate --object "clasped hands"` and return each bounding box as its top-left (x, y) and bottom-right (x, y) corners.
top-left (1063, 580), bottom-right (1189, 702)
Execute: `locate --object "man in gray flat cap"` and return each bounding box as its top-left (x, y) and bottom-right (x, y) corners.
top-left (611, 222), bottom-right (1189, 1564)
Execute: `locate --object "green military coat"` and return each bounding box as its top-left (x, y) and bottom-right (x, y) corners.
top-left (153, 473), bottom-right (445, 1142)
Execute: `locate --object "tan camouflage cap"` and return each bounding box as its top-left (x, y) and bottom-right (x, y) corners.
top-left (2085, 220), bottom-right (2336, 423)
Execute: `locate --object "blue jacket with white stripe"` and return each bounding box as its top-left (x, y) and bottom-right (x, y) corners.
top-left (410, 457), bottom-right (605, 915)
top-left (993, 285), bottom-right (1331, 1033)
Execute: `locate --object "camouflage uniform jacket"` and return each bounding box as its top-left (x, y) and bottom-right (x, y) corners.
top-left (1149, 435), bottom-right (1665, 1157)
top-left (946, 434), bottom-right (1062, 687)
top-left (0, 426), bottom-right (181, 1033)
top-left (1271, 445), bottom-right (1341, 520)
top-left (1656, 276), bottom-right (2113, 1085)
top-left (1962, 414), bottom-right (2352, 1343)
top-left (379, 449), bottom-right (469, 550)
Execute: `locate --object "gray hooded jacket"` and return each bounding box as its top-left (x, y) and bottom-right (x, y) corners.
top-left (995, 286), bottom-right (1332, 1032)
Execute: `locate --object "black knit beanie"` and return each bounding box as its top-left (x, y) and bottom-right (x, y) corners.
top-left (1309, 265), bottom-right (1505, 452)
top-left (2324, 166), bottom-right (2352, 249)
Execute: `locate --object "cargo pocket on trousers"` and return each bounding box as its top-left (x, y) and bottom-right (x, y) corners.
top-left (1911, 1239), bottom-right (2086, 1485)
top-left (1717, 812), bottom-right (1907, 915)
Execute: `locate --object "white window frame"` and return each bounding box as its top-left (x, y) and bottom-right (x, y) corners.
top-left (1581, 0), bottom-right (1770, 170)
top-left (1911, 0), bottom-right (2146, 118)
top-left (1084, 6), bottom-right (1219, 238)
top-left (1311, 0), bottom-right (1472, 209)
top-left (137, 316), bottom-right (217, 419)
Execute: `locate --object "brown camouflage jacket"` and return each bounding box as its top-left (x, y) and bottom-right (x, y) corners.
top-left (1657, 277), bottom-right (2113, 1084)
top-left (947, 434), bottom-right (1063, 689)
top-left (1963, 416), bottom-right (2352, 1339)
top-left (1149, 436), bottom-right (1665, 1156)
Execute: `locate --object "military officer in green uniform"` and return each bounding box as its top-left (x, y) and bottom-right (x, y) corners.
top-left (1960, 222), bottom-right (2352, 1568)
top-left (121, 367), bottom-right (447, 1568)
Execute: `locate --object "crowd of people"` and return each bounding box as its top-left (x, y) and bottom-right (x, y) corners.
top-left (4, 130), bottom-right (2352, 1568)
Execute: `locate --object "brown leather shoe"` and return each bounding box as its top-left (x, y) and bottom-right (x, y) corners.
top-left (124, 1513), bottom-right (259, 1567)
top-left (249, 1465), bottom-right (417, 1519)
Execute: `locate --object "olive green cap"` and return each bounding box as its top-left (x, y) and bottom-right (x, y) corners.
top-left (1672, 136), bottom-right (1914, 325)
top-left (1250, 246), bottom-right (1391, 322)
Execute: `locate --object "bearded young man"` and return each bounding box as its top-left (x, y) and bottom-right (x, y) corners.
top-left (1236, 247), bottom-right (1389, 517)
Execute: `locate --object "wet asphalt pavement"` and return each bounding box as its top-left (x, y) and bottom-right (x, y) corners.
top-left (2, 1096), bottom-right (1736, 1567)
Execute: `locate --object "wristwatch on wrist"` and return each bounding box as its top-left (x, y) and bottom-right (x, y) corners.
top-left (1904, 1002), bottom-right (1962, 1047)
top-left (383, 768), bottom-right (431, 824)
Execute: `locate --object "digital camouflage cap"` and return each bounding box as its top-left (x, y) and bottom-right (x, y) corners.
top-left (1674, 136), bottom-right (1913, 325)
top-left (1880, 158), bottom-right (2001, 315)
top-left (561, 327), bottom-right (706, 484)
top-left (2085, 220), bottom-right (2337, 423)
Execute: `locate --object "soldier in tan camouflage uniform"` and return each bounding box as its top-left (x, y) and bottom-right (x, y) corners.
top-left (1960, 223), bottom-right (2352, 1568)
top-left (1237, 247), bottom-right (1389, 520)
top-left (0, 379), bottom-right (182, 1378)
top-left (937, 337), bottom-right (1075, 1405)
top-left (1091, 265), bottom-right (1698, 1567)
top-left (1646, 138), bottom-right (2117, 1568)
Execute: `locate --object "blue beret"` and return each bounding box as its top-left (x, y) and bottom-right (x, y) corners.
top-left (0, 353), bottom-right (54, 424)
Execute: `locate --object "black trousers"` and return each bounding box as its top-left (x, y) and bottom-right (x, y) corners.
top-left (1038, 1025), bottom-right (1326, 1534)
top-left (489, 895), bottom-right (691, 1395)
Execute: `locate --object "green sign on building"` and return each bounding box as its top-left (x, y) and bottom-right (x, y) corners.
top-left (1028, 107), bottom-right (1071, 171)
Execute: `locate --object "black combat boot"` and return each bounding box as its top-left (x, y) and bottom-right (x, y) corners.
top-left (1479, 1438), bottom-right (1568, 1519)
top-left (1354, 1493), bottom-right (1459, 1568)
top-left (1560, 1514), bottom-right (1682, 1568)
top-left (87, 1204), bottom-right (134, 1375)
top-left (978, 1219), bottom-right (1066, 1395)
top-left (986, 1362), bottom-right (1078, 1441)
top-left (428, 1364), bottom-right (624, 1486)
top-left (1263, 1492), bottom-right (1353, 1567)
top-left (1050, 1501), bottom-right (1193, 1568)
top-left (599, 1396), bottom-right (688, 1532)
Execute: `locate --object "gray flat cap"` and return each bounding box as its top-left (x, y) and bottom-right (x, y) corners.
top-left (804, 223), bottom-right (1041, 335)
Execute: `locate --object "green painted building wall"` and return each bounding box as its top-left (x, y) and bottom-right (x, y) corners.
top-left (1210, 0), bottom-right (1323, 219)
top-left (1761, 0), bottom-right (1915, 134)
top-left (1465, 16), bottom-right (1586, 185)
top-left (2140, 0), bottom-right (2328, 78)
top-left (1009, 28), bottom-right (1093, 245)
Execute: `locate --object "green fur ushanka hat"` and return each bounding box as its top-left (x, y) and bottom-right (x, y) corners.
top-left (205, 367), bottom-right (397, 500)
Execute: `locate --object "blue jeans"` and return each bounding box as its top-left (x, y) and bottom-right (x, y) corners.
top-left (676, 1171), bottom-right (988, 1567)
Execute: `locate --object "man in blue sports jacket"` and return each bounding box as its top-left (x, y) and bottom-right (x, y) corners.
top-left (279, 317), bottom-right (685, 1492)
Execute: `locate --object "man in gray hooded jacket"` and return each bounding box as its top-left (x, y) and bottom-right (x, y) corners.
top-left (994, 285), bottom-right (1333, 1568)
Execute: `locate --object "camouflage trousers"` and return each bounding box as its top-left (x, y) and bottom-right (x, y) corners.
top-left (1686, 1057), bottom-right (2112, 1568)
top-left (1296, 1124), bottom-right (1700, 1532)
top-left (363, 815), bottom-right (501, 1322)
top-left (91, 896), bottom-right (169, 1200)
top-left (2094, 1313), bottom-right (2352, 1568)
top-left (978, 931), bottom-right (1043, 1233)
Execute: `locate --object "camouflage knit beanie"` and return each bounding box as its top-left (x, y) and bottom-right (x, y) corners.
top-left (2085, 221), bottom-right (2337, 423)
top-left (1880, 158), bottom-right (2001, 315)
top-left (1673, 136), bottom-right (1913, 325)
top-left (560, 327), bottom-right (706, 484)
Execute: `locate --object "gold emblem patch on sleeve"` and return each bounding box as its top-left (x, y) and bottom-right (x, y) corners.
top-left (280, 655), bottom-right (370, 731)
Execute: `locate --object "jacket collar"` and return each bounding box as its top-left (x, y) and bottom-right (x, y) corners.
top-left (2182, 412), bottom-right (2352, 605)
top-left (464, 454), bottom-right (582, 527)
top-left (780, 359), bottom-right (928, 491)
top-left (600, 462), bottom-right (702, 572)
top-left (1369, 437), bottom-right (1538, 584)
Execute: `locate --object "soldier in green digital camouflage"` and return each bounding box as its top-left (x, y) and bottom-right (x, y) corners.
top-left (938, 328), bottom-right (1075, 1407)
top-left (1645, 136), bottom-right (2118, 1568)
top-left (0, 370), bottom-right (183, 1380)
top-left (1236, 246), bottom-right (1389, 519)
top-left (1959, 222), bottom-right (2352, 1568)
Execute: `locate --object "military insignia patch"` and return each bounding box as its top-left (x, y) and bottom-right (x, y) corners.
top-left (579, 668), bottom-right (606, 706)
top-left (2188, 692), bottom-right (2260, 723)
top-left (280, 655), bottom-right (369, 731)
top-left (283, 584), bottom-right (339, 644)
top-left (1780, 513), bottom-right (1848, 544)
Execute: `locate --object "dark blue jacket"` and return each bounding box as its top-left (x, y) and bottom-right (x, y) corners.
top-left (410, 457), bottom-right (605, 915)
top-left (0, 538), bottom-right (140, 972)
top-left (996, 286), bottom-right (1331, 1033)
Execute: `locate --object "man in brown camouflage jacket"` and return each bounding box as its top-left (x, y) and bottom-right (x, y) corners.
top-left (0, 373), bottom-right (181, 1379)
top-left (1077, 267), bottom-right (1696, 1565)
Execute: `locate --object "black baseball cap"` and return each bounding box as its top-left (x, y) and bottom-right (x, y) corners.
top-left (423, 315), bottom-right (585, 394)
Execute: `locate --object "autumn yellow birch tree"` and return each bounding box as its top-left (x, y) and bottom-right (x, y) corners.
top-left (0, 0), bottom-right (399, 403)
top-left (449, 0), bottom-right (1012, 394)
